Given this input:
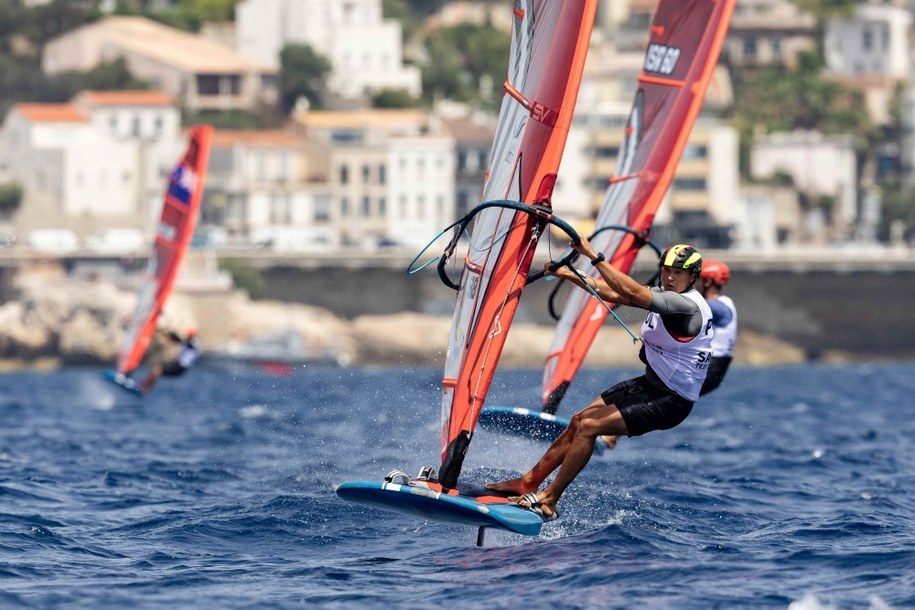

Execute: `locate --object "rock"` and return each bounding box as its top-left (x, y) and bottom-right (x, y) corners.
top-left (0, 275), bottom-right (815, 369)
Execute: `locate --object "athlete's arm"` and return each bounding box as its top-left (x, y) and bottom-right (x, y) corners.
top-left (708, 298), bottom-right (733, 327)
top-left (563, 235), bottom-right (652, 308)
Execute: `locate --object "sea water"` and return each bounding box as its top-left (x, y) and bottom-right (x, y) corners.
top-left (1, 362), bottom-right (913, 609)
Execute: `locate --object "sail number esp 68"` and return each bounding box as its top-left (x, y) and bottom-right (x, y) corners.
top-left (644, 43), bottom-right (681, 75)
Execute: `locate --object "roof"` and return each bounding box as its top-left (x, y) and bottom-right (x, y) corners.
top-left (78, 90), bottom-right (175, 107)
top-left (295, 109), bottom-right (430, 130)
top-left (83, 16), bottom-right (274, 74)
top-left (441, 117), bottom-right (495, 144)
top-left (211, 129), bottom-right (303, 148)
top-left (14, 103), bottom-right (88, 123)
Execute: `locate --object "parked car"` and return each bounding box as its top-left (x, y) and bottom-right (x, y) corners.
top-left (85, 228), bottom-right (146, 254)
top-left (29, 229), bottom-right (79, 254)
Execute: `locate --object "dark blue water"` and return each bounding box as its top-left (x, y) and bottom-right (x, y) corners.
top-left (1, 362), bottom-right (913, 609)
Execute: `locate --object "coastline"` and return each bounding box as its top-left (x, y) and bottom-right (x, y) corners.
top-left (0, 276), bottom-right (812, 371)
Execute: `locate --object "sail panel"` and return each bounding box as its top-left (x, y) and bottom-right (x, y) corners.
top-left (117, 125), bottom-right (213, 375)
top-left (542, 0), bottom-right (736, 409)
top-left (439, 0), bottom-right (598, 487)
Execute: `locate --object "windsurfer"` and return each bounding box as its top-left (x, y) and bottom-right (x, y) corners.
top-left (696, 260), bottom-right (737, 395)
top-left (138, 328), bottom-right (200, 394)
top-left (486, 237), bottom-right (712, 520)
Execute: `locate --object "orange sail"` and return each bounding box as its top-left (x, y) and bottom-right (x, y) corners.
top-left (116, 125), bottom-right (213, 375)
top-left (540, 0), bottom-right (735, 413)
top-left (437, 0), bottom-right (598, 488)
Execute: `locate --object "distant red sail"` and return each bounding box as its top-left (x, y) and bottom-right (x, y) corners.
top-left (438, 0), bottom-right (598, 488)
top-left (541, 0), bottom-right (736, 412)
top-left (117, 125), bottom-right (213, 375)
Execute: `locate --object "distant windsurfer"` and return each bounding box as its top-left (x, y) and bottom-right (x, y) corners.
top-left (486, 237), bottom-right (712, 520)
top-left (137, 328), bottom-right (200, 394)
top-left (696, 260), bottom-right (737, 394)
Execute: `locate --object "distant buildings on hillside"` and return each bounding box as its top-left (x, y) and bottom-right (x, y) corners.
top-left (4, 0), bottom-right (915, 255)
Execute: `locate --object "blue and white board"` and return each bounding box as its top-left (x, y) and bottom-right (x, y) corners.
top-left (336, 480), bottom-right (545, 536)
top-left (102, 370), bottom-right (144, 396)
top-left (477, 406), bottom-right (605, 454)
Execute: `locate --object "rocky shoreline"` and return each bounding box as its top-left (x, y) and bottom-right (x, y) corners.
top-left (0, 276), bottom-right (811, 371)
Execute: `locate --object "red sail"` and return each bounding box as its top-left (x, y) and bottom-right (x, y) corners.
top-left (541, 0), bottom-right (736, 412)
top-left (438, 0), bottom-right (598, 488)
top-left (117, 125), bottom-right (213, 375)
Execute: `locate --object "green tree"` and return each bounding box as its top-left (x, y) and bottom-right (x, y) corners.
top-left (0, 181), bottom-right (23, 219)
top-left (370, 88), bottom-right (421, 109)
top-left (279, 44), bottom-right (332, 113)
top-left (219, 258), bottom-right (264, 299)
top-left (729, 51), bottom-right (873, 176)
top-left (421, 23), bottom-right (510, 109)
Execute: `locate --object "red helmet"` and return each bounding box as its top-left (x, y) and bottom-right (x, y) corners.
top-left (700, 260), bottom-right (730, 286)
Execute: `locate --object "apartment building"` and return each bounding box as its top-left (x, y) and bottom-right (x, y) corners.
top-left (723, 0), bottom-right (817, 72)
top-left (0, 91), bottom-right (185, 245)
top-left (296, 109), bottom-right (455, 249)
top-left (206, 130), bottom-right (336, 251)
top-left (42, 16), bottom-right (277, 113)
top-left (236, 0), bottom-right (420, 101)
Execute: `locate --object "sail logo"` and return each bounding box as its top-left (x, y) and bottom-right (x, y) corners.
top-left (644, 43), bottom-right (681, 75)
top-left (531, 102), bottom-right (558, 127)
top-left (167, 164), bottom-right (197, 206)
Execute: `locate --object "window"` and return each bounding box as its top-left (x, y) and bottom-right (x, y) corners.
top-left (592, 146), bottom-right (619, 158)
top-left (131, 115), bottom-right (141, 138)
top-left (672, 178), bottom-right (707, 191)
top-left (680, 144), bottom-right (708, 160)
top-left (314, 196), bottom-right (331, 222)
top-left (341, 196), bottom-right (349, 216)
top-left (362, 196), bottom-right (370, 216)
top-left (362, 164), bottom-right (370, 183)
top-left (379, 164), bottom-right (386, 184)
top-left (340, 164), bottom-right (349, 184)
top-left (771, 35), bottom-right (782, 56)
top-left (743, 36), bottom-right (757, 57)
top-left (379, 197), bottom-right (386, 215)
top-left (399, 195), bottom-right (408, 218)
top-left (862, 29), bottom-right (873, 51)
top-left (197, 74), bottom-right (220, 95)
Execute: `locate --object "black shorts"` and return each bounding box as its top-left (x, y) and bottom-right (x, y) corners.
top-left (600, 376), bottom-right (694, 437)
top-left (700, 356), bottom-right (732, 395)
top-left (161, 362), bottom-right (188, 377)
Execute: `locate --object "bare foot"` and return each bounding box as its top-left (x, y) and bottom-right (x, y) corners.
top-left (601, 435), bottom-right (619, 450)
top-left (484, 477), bottom-right (537, 495)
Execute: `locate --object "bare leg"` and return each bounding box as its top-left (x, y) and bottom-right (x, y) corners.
top-left (485, 397), bottom-right (620, 495)
top-left (507, 401), bottom-right (629, 518)
top-left (138, 366), bottom-right (162, 393)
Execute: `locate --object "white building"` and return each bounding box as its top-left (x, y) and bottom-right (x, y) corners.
top-left (236, 0), bottom-right (421, 101)
top-left (385, 136), bottom-right (455, 249)
top-left (0, 91), bottom-right (186, 244)
top-left (296, 109), bottom-right (455, 249)
top-left (824, 3), bottom-right (912, 80)
top-left (207, 129), bottom-right (337, 250)
top-left (750, 130), bottom-right (858, 242)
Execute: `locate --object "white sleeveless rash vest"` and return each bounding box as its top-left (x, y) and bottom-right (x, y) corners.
top-left (640, 289), bottom-right (713, 402)
top-left (709, 295), bottom-right (737, 358)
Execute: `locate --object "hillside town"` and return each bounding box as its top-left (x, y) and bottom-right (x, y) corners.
top-left (0, 0), bottom-right (913, 258)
